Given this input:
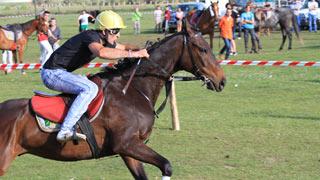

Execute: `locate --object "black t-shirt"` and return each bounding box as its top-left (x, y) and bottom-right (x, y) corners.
top-left (43, 30), bottom-right (116, 72)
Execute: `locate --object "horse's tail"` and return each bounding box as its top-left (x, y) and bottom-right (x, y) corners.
top-left (292, 13), bottom-right (304, 45)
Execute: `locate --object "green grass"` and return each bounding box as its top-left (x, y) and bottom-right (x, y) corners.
top-left (0, 13), bottom-right (320, 179)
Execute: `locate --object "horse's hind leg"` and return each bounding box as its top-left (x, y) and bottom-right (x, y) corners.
top-left (287, 31), bottom-right (293, 50)
top-left (121, 155), bottom-right (147, 180)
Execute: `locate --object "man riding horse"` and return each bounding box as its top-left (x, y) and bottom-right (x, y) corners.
top-left (41, 10), bottom-right (149, 142)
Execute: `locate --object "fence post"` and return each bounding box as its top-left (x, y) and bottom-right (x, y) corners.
top-left (170, 80), bottom-right (180, 131)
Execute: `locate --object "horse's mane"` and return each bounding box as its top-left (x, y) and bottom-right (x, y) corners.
top-left (98, 32), bottom-right (185, 77)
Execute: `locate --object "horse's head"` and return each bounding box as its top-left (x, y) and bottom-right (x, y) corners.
top-left (35, 16), bottom-right (49, 34)
top-left (211, 1), bottom-right (220, 20)
top-left (180, 21), bottom-right (226, 92)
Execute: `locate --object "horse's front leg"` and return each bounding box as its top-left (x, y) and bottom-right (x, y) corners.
top-left (115, 140), bottom-right (172, 180)
top-left (279, 28), bottom-right (286, 51)
top-left (121, 155), bottom-right (148, 180)
top-left (209, 33), bottom-right (214, 50)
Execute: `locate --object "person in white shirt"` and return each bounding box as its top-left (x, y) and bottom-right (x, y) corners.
top-left (154, 5), bottom-right (163, 33)
top-left (290, 0), bottom-right (302, 31)
top-left (2, 50), bottom-right (13, 74)
top-left (308, 0), bottom-right (318, 32)
top-left (78, 10), bottom-right (94, 32)
top-left (175, 8), bottom-right (184, 32)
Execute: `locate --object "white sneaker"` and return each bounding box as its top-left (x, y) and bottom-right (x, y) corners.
top-left (56, 130), bottom-right (86, 142)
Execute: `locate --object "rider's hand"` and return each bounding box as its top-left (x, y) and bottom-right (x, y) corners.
top-left (133, 49), bottom-right (150, 59)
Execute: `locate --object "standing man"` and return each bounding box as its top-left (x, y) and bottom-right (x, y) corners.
top-left (218, 8), bottom-right (234, 60)
top-left (154, 5), bottom-right (163, 33)
top-left (41, 10), bottom-right (149, 142)
top-left (291, 0), bottom-right (302, 31)
top-left (48, 18), bottom-right (62, 51)
top-left (308, 0), bottom-right (318, 32)
top-left (241, 5), bottom-right (258, 54)
top-left (175, 8), bottom-right (184, 32)
top-left (132, 7), bottom-right (142, 34)
top-left (78, 10), bottom-right (95, 32)
top-left (164, 6), bottom-right (171, 34)
top-left (38, 10), bottom-right (53, 65)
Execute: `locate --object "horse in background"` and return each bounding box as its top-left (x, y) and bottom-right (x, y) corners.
top-left (0, 21), bottom-right (225, 179)
top-left (0, 17), bottom-right (48, 66)
top-left (255, 8), bottom-right (272, 36)
top-left (187, 2), bottom-right (219, 50)
top-left (255, 7), bottom-right (302, 50)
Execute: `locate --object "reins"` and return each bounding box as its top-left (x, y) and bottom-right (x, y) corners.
top-left (125, 30), bottom-right (209, 117)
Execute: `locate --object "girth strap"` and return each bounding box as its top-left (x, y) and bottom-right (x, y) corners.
top-left (77, 114), bottom-right (100, 159)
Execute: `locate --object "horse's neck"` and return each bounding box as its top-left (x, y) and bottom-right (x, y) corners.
top-left (21, 19), bottom-right (37, 36)
top-left (133, 36), bottom-right (184, 105)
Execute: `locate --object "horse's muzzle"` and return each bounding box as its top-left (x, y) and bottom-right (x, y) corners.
top-left (206, 78), bottom-right (226, 92)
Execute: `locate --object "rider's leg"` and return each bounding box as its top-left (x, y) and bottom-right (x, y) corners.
top-left (41, 69), bottom-right (98, 141)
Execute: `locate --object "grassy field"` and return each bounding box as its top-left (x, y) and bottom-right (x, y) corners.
top-left (0, 12), bottom-right (320, 179)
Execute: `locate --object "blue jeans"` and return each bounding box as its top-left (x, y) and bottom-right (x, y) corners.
top-left (220, 38), bottom-right (231, 60)
top-left (295, 15), bottom-right (301, 31)
top-left (308, 13), bottom-right (317, 32)
top-left (41, 68), bottom-right (98, 131)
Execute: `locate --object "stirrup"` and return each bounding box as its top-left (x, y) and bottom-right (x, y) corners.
top-left (57, 131), bottom-right (87, 143)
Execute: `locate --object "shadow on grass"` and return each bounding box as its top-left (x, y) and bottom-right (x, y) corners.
top-left (292, 79), bottom-right (320, 84)
top-left (296, 45), bottom-right (320, 50)
top-left (247, 111), bottom-right (320, 121)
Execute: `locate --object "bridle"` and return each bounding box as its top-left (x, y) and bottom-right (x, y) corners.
top-left (132, 29), bottom-right (214, 116)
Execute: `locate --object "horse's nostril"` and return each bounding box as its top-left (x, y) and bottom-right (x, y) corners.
top-left (220, 79), bottom-right (226, 89)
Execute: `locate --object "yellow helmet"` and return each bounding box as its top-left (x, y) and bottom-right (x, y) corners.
top-left (95, 10), bottom-right (126, 30)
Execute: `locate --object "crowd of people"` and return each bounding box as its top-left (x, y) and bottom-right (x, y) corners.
top-left (1, 0), bottom-right (319, 70)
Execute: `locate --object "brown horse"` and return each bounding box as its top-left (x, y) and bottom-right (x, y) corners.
top-left (0, 17), bottom-right (48, 65)
top-left (0, 22), bottom-right (226, 179)
top-left (187, 2), bottom-right (219, 50)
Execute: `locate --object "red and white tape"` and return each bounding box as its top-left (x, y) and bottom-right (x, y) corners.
top-left (0, 60), bottom-right (320, 70)
top-left (219, 60), bottom-right (320, 67)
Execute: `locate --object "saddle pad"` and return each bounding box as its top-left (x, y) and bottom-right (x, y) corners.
top-left (31, 88), bottom-right (104, 123)
top-left (0, 29), bottom-right (22, 41)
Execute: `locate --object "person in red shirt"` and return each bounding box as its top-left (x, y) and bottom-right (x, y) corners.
top-left (163, 6), bottom-right (171, 33)
top-left (218, 8), bottom-right (234, 60)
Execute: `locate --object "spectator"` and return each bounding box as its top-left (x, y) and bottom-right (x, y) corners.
top-left (290, 0), bottom-right (302, 31)
top-left (2, 50), bottom-right (13, 74)
top-left (308, 0), bottom-right (318, 32)
top-left (41, 10), bottom-right (149, 142)
top-left (175, 8), bottom-right (184, 32)
top-left (218, 8), bottom-right (234, 60)
top-left (154, 5), bottom-right (163, 33)
top-left (78, 10), bottom-right (94, 32)
top-left (226, 3), bottom-right (238, 55)
top-left (132, 7), bottom-right (142, 34)
top-left (48, 18), bottom-right (62, 51)
top-left (163, 6), bottom-right (171, 34)
top-left (38, 10), bottom-right (53, 65)
top-left (241, 5), bottom-right (258, 53)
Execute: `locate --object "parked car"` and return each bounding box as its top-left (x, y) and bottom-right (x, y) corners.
top-left (168, 2), bottom-right (206, 33)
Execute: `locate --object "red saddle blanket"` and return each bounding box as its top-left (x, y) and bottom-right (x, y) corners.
top-left (31, 76), bottom-right (104, 123)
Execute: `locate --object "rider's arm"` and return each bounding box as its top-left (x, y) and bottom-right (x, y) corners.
top-left (89, 42), bottom-right (149, 60)
top-left (116, 43), bottom-right (141, 51)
